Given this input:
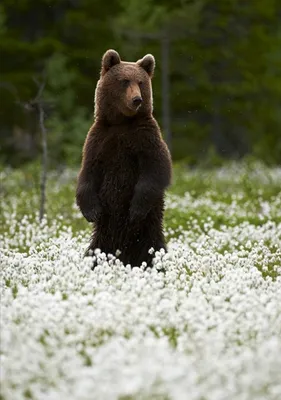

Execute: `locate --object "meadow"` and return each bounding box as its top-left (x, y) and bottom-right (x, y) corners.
top-left (1, 161), bottom-right (281, 400)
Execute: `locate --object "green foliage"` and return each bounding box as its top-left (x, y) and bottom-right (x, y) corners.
top-left (44, 53), bottom-right (91, 166)
top-left (117, 0), bottom-right (168, 33)
top-left (47, 108), bottom-right (90, 166)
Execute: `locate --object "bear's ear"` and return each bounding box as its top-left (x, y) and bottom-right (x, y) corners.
top-left (101, 49), bottom-right (121, 76)
top-left (137, 54), bottom-right (155, 78)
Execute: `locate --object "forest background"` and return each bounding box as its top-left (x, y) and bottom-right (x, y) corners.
top-left (0, 0), bottom-right (280, 167)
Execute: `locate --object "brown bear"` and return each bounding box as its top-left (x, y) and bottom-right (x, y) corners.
top-left (76, 49), bottom-right (172, 268)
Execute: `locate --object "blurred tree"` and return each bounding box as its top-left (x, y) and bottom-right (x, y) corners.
top-left (42, 53), bottom-right (90, 166)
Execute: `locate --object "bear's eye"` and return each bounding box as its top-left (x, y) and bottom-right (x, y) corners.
top-left (139, 81), bottom-right (143, 86)
top-left (122, 79), bottom-right (130, 86)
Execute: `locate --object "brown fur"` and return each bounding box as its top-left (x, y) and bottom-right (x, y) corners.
top-left (76, 49), bottom-right (172, 268)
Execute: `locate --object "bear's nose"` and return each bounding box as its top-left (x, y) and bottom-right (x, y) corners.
top-left (132, 96), bottom-right (142, 107)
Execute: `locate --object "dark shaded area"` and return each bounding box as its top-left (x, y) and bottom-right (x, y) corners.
top-left (0, 0), bottom-right (280, 166)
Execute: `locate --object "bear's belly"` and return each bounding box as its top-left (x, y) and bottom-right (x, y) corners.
top-left (99, 161), bottom-right (138, 212)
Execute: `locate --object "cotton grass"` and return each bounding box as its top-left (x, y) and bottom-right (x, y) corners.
top-left (1, 162), bottom-right (281, 399)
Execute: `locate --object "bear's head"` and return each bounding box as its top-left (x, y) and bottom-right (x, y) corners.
top-left (95, 49), bottom-right (155, 122)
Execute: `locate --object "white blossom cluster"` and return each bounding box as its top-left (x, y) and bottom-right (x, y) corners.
top-left (1, 164), bottom-right (281, 400)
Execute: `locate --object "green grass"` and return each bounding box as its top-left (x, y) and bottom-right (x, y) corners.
top-left (1, 159), bottom-right (280, 281)
top-left (1, 159), bottom-right (280, 238)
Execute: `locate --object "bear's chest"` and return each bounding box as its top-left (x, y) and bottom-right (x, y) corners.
top-left (98, 134), bottom-right (137, 172)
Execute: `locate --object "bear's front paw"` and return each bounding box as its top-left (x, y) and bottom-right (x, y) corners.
top-left (82, 203), bottom-right (102, 223)
top-left (129, 205), bottom-right (147, 225)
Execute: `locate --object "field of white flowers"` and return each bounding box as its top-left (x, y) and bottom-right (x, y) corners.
top-left (1, 161), bottom-right (281, 400)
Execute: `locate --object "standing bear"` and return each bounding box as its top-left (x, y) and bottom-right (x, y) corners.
top-left (76, 49), bottom-right (172, 268)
